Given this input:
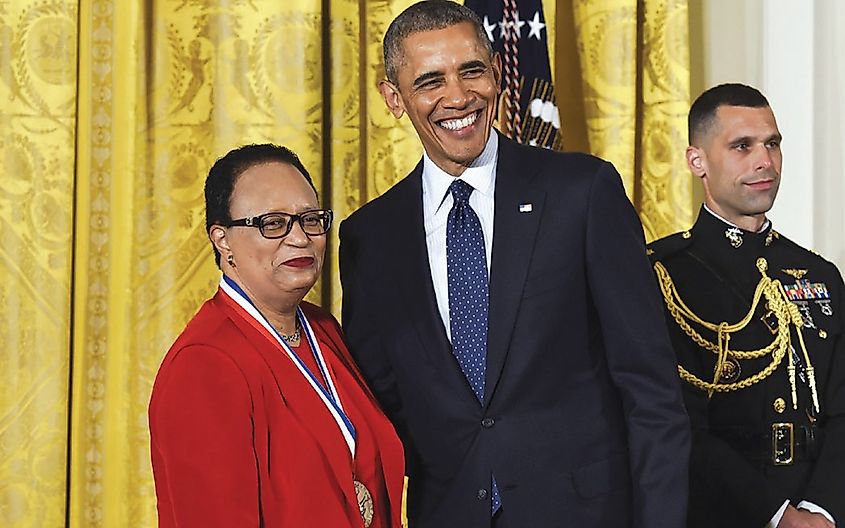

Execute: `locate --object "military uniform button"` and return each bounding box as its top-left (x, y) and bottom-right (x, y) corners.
top-left (719, 358), bottom-right (741, 383)
top-left (481, 417), bottom-right (495, 428)
top-left (682, 231), bottom-right (691, 239)
top-left (773, 397), bottom-right (786, 414)
top-left (819, 329), bottom-right (828, 339)
top-left (477, 488), bottom-right (488, 500)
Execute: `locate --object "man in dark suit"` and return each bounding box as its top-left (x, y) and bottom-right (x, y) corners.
top-left (649, 83), bottom-right (844, 528)
top-left (339, 2), bottom-right (690, 526)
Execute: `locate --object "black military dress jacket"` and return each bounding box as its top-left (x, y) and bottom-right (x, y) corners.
top-left (648, 207), bottom-right (845, 527)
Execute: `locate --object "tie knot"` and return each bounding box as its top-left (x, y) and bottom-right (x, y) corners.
top-left (449, 179), bottom-right (474, 205)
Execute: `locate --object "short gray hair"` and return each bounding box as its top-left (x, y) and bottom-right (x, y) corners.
top-left (383, 0), bottom-right (494, 85)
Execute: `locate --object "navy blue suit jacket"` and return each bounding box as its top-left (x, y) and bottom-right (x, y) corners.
top-left (340, 134), bottom-right (690, 527)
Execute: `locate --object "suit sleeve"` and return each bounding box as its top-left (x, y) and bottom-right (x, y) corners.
top-left (584, 162), bottom-right (691, 528)
top-left (339, 219), bottom-right (414, 467)
top-left (149, 345), bottom-right (259, 527)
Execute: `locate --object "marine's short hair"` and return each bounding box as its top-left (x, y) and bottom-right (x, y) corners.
top-left (383, 0), bottom-right (493, 85)
top-left (688, 83), bottom-right (770, 144)
top-left (204, 143), bottom-right (316, 267)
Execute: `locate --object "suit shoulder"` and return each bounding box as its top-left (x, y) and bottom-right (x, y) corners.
top-left (647, 230), bottom-right (693, 264)
top-left (166, 300), bottom-right (245, 358)
top-left (516, 142), bottom-right (608, 173)
top-left (776, 231), bottom-right (826, 260)
top-left (341, 172), bottom-right (417, 232)
top-left (775, 232), bottom-right (842, 274)
top-left (517, 148), bottom-right (620, 195)
top-left (169, 298), bottom-right (227, 346)
top-left (157, 304), bottom-right (251, 379)
top-left (498, 134), bottom-right (604, 170)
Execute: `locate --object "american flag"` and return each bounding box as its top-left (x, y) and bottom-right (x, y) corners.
top-left (465, 0), bottom-right (561, 149)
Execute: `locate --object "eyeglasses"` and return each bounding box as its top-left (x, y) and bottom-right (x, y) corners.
top-left (225, 209), bottom-right (333, 239)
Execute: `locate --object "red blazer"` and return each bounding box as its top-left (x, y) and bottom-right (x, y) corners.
top-left (149, 290), bottom-right (405, 527)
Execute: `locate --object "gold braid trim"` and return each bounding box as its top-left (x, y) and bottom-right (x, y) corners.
top-left (677, 354), bottom-right (785, 393)
top-left (778, 281), bottom-right (822, 412)
top-left (655, 260), bottom-right (779, 359)
top-left (655, 257), bottom-right (820, 412)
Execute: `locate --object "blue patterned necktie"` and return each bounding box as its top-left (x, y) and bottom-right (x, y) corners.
top-left (445, 179), bottom-right (501, 514)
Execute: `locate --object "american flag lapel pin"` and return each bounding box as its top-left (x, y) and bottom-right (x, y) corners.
top-left (519, 203), bottom-right (533, 213)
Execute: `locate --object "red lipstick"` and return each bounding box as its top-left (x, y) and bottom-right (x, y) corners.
top-left (283, 257), bottom-right (314, 268)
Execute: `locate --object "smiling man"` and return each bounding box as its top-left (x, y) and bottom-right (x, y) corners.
top-left (649, 84), bottom-right (845, 528)
top-left (339, 1), bottom-right (691, 527)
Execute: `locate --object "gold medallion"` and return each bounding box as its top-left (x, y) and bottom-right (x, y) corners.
top-left (773, 397), bottom-right (786, 414)
top-left (354, 480), bottom-right (374, 527)
top-left (719, 357), bottom-right (741, 383)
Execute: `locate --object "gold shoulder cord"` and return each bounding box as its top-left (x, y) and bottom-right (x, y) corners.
top-left (654, 257), bottom-right (820, 412)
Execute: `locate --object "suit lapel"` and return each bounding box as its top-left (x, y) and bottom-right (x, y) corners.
top-left (484, 137), bottom-right (545, 407)
top-left (385, 165), bottom-right (453, 365)
top-left (387, 141), bottom-right (545, 402)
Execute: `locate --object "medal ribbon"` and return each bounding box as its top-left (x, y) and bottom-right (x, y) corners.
top-left (220, 275), bottom-right (356, 456)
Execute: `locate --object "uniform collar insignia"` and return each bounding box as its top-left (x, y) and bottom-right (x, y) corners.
top-left (725, 227), bottom-right (743, 248)
top-left (765, 229), bottom-right (779, 246)
top-left (782, 268), bottom-right (808, 279)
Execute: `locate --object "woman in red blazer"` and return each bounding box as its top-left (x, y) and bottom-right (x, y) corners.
top-left (149, 144), bottom-right (404, 527)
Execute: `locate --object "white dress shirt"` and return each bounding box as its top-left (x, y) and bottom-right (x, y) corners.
top-left (422, 133), bottom-right (498, 342)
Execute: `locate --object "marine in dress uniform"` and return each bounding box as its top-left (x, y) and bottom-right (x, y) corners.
top-left (649, 205), bottom-right (845, 527)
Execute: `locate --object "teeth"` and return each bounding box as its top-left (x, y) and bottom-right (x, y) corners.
top-left (440, 113), bottom-right (477, 131)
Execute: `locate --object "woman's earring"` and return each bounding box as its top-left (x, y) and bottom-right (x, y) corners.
top-left (227, 254), bottom-right (235, 267)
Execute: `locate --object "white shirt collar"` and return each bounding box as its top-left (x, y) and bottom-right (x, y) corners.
top-left (422, 132), bottom-right (498, 213)
top-left (703, 203), bottom-right (770, 233)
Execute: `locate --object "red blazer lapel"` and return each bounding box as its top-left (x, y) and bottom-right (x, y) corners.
top-left (303, 303), bottom-right (406, 526)
top-left (211, 291), bottom-right (360, 513)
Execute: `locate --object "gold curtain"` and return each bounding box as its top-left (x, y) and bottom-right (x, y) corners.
top-left (558, 0), bottom-right (693, 241)
top-left (0, 0), bottom-right (686, 526)
top-left (0, 2), bottom-right (77, 526)
top-left (0, 0), bottom-right (423, 525)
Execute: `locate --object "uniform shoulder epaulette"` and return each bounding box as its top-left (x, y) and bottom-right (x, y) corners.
top-left (647, 230), bottom-right (693, 262)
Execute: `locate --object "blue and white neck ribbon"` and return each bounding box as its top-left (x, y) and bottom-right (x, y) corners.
top-left (220, 275), bottom-right (356, 456)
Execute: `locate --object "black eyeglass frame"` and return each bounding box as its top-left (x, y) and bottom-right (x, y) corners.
top-left (225, 209), bottom-right (333, 239)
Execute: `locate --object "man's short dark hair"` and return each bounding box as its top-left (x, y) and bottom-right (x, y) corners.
top-left (204, 143), bottom-right (316, 267)
top-left (383, 0), bottom-right (493, 85)
top-left (688, 83), bottom-right (770, 144)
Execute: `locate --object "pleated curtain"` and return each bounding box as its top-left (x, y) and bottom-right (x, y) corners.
top-left (0, 1), bottom-right (690, 525)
